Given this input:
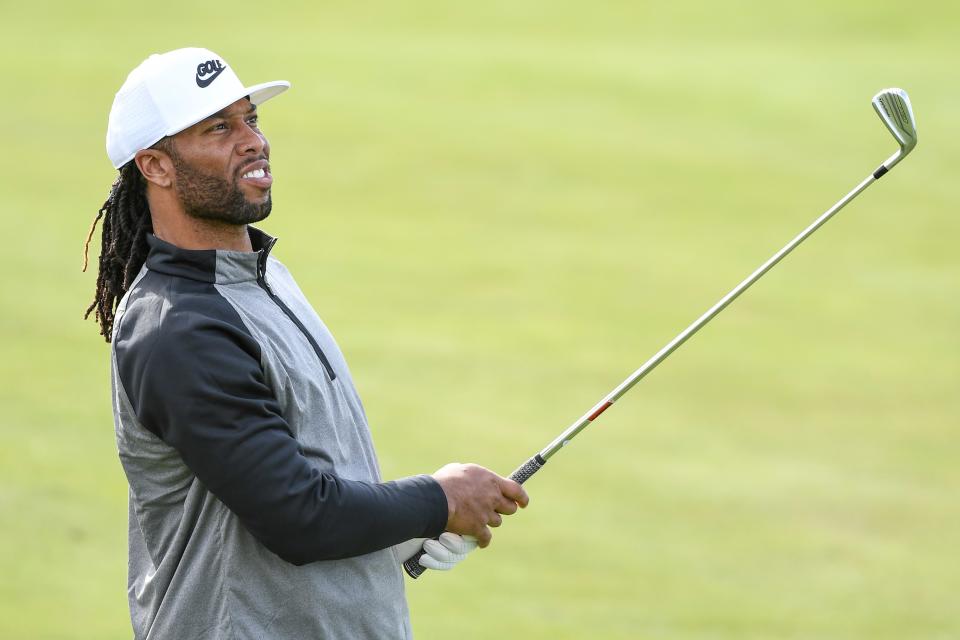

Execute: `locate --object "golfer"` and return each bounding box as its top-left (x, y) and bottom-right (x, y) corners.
top-left (84, 47), bottom-right (528, 639)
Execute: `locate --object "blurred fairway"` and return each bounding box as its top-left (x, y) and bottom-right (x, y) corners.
top-left (2, 1), bottom-right (958, 638)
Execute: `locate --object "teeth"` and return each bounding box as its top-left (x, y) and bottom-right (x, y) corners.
top-left (242, 168), bottom-right (266, 179)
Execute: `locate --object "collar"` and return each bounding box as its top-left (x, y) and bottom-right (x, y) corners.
top-left (145, 227), bottom-right (278, 284)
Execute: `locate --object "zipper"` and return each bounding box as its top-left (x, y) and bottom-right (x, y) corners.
top-left (256, 248), bottom-right (337, 381)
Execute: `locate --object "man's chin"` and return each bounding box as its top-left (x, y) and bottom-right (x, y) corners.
top-left (184, 202), bottom-right (271, 226)
top-left (246, 208), bottom-right (272, 224)
top-left (236, 190), bottom-right (273, 223)
top-left (248, 194), bottom-right (271, 208)
top-left (238, 201), bottom-right (272, 225)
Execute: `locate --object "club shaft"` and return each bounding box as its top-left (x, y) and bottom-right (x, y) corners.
top-left (538, 170), bottom-right (879, 462)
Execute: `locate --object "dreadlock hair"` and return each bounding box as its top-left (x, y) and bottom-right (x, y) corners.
top-left (82, 153), bottom-right (157, 342)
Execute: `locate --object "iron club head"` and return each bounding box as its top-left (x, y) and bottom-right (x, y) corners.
top-left (872, 88), bottom-right (917, 172)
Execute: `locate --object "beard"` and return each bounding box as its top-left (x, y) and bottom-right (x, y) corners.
top-left (169, 149), bottom-right (272, 225)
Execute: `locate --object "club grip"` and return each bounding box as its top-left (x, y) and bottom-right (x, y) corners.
top-left (404, 454), bottom-right (546, 579)
top-left (509, 454), bottom-right (546, 485)
top-left (403, 549), bottom-right (429, 578)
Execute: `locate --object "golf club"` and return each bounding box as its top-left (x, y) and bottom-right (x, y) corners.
top-left (404, 87), bottom-right (917, 579)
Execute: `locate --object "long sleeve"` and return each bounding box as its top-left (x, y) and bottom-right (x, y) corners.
top-left (114, 274), bottom-right (448, 565)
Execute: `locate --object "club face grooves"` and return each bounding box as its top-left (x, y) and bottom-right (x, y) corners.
top-left (872, 88), bottom-right (917, 152)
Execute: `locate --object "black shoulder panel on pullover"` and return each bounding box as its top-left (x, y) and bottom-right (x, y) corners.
top-left (114, 272), bottom-right (447, 564)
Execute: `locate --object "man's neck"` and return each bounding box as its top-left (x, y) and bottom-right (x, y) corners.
top-left (152, 216), bottom-right (253, 252)
top-left (145, 186), bottom-right (256, 252)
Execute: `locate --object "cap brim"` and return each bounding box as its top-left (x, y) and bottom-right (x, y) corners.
top-left (163, 79), bottom-right (290, 138)
top-left (247, 80), bottom-right (290, 106)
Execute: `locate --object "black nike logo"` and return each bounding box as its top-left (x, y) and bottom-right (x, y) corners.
top-left (196, 59), bottom-right (226, 88)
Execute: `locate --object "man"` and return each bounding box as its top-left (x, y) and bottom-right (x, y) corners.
top-left (83, 47), bottom-right (528, 639)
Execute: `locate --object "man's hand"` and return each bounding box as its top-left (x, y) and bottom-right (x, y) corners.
top-left (431, 463), bottom-right (529, 547)
top-left (395, 534), bottom-right (479, 571)
top-left (421, 533), bottom-right (478, 570)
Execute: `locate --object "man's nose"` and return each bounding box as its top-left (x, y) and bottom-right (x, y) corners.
top-left (237, 123), bottom-right (267, 156)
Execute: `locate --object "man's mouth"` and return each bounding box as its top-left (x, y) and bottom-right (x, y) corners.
top-left (238, 160), bottom-right (273, 189)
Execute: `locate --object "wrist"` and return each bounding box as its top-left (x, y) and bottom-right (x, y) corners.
top-left (421, 474), bottom-right (451, 537)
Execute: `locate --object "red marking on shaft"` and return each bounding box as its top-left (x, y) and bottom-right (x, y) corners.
top-left (588, 402), bottom-right (613, 421)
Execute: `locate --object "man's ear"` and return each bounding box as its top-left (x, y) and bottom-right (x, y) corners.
top-left (135, 147), bottom-right (175, 188)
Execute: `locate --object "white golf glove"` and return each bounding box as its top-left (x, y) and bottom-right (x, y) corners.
top-left (395, 533), bottom-right (478, 571)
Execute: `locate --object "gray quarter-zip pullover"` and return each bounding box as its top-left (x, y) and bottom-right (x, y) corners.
top-left (110, 228), bottom-right (447, 639)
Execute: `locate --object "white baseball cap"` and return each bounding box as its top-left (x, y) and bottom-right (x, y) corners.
top-left (106, 47), bottom-right (289, 168)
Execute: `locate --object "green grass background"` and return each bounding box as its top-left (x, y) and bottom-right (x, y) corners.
top-left (2, 1), bottom-right (958, 638)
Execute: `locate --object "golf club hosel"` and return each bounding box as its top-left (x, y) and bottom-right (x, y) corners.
top-left (883, 150), bottom-right (905, 171)
top-left (874, 150), bottom-right (905, 179)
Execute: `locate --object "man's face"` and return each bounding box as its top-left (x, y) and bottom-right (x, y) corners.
top-left (163, 98), bottom-right (273, 225)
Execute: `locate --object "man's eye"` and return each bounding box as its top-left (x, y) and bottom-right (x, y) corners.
top-left (209, 122), bottom-right (227, 132)
top-left (247, 117), bottom-right (259, 128)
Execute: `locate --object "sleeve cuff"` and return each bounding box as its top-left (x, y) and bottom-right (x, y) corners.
top-left (407, 474), bottom-right (449, 538)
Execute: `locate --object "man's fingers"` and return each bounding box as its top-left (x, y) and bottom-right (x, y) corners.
top-left (475, 526), bottom-right (492, 548)
top-left (438, 532), bottom-right (478, 554)
top-left (494, 496), bottom-right (519, 516)
top-left (418, 533), bottom-right (479, 571)
top-left (434, 464), bottom-right (529, 547)
top-left (419, 554), bottom-right (456, 571)
top-left (424, 538), bottom-right (469, 563)
top-left (499, 477), bottom-right (529, 508)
